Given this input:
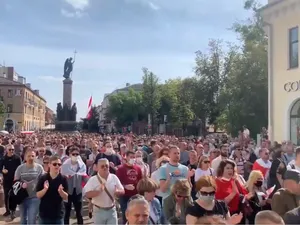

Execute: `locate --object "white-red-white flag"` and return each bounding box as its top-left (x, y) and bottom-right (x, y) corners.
top-left (86, 96), bottom-right (93, 120)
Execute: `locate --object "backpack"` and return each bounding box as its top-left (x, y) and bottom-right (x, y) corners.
top-left (8, 180), bottom-right (28, 209)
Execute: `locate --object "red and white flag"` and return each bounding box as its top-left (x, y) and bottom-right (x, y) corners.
top-left (86, 96), bottom-right (93, 120)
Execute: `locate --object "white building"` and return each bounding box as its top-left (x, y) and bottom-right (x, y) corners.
top-left (98, 83), bottom-right (142, 132)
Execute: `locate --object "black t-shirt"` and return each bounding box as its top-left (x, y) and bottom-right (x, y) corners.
top-left (36, 173), bottom-right (68, 219)
top-left (186, 200), bottom-right (228, 218)
top-left (94, 153), bottom-right (121, 174)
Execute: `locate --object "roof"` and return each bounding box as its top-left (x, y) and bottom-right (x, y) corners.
top-left (0, 76), bottom-right (46, 102)
top-left (115, 83), bottom-right (143, 92)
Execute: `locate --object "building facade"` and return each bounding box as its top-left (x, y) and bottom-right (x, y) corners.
top-left (0, 66), bottom-right (47, 131)
top-left (98, 83), bottom-right (142, 132)
top-left (261, 0), bottom-right (300, 143)
top-left (45, 106), bottom-right (55, 125)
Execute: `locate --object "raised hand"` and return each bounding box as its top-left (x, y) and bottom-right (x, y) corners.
top-left (58, 184), bottom-right (64, 193)
top-left (44, 180), bottom-right (49, 190)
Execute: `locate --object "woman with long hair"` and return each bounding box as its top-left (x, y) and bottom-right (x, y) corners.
top-left (244, 170), bottom-right (271, 224)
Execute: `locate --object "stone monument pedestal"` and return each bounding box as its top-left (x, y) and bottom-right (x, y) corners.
top-left (55, 77), bottom-right (77, 131)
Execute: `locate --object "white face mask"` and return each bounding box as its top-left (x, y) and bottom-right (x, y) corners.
top-left (71, 155), bottom-right (78, 162)
top-left (136, 157), bottom-right (143, 163)
top-left (128, 159), bottom-right (135, 165)
top-left (105, 148), bottom-right (113, 155)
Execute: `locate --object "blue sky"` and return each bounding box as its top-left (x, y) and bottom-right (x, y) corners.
top-left (0, 0), bottom-right (267, 119)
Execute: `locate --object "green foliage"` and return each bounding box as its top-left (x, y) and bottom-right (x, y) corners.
top-left (105, 89), bottom-right (145, 127)
top-left (0, 101), bottom-right (5, 116)
top-left (104, 0), bottom-right (267, 136)
top-left (81, 106), bottom-right (99, 132)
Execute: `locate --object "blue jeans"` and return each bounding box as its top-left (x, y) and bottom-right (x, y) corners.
top-left (93, 207), bottom-right (117, 225)
top-left (19, 197), bottom-right (40, 225)
top-left (40, 217), bottom-right (64, 224)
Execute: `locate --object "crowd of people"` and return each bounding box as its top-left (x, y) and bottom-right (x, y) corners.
top-left (0, 130), bottom-right (299, 225)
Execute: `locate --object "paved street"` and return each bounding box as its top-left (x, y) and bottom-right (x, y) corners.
top-left (0, 202), bottom-right (93, 225)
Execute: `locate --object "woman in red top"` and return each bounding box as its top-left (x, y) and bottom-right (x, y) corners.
top-left (215, 159), bottom-right (250, 223)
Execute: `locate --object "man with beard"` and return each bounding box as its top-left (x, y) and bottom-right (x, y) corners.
top-left (211, 144), bottom-right (229, 172)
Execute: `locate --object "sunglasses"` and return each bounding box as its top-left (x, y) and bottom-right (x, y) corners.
top-left (199, 191), bottom-right (215, 196)
top-left (176, 194), bottom-right (188, 198)
top-left (72, 153), bottom-right (79, 156)
top-left (101, 165), bottom-right (109, 169)
top-left (52, 163), bottom-right (62, 167)
top-left (161, 160), bottom-right (169, 164)
top-left (203, 161), bottom-right (210, 164)
top-left (8, 149), bottom-right (14, 151)
top-left (43, 161), bottom-right (49, 164)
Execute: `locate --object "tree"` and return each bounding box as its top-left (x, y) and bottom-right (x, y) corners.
top-left (105, 89), bottom-right (145, 128)
top-left (80, 105), bottom-right (100, 132)
top-left (142, 68), bottom-right (160, 134)
top-left (216, 0), bottom-right (268, 136)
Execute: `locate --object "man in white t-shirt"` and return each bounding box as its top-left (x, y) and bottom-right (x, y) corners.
top-left (83, 158), bottom-right (124, 225)
top-left (287, 147), bottom-right (300, 172)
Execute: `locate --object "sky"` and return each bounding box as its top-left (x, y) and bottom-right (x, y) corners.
top-left (0, 0), bottom-right (267, 119)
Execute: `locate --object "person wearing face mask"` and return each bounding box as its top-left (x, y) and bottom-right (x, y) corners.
top-left (244, 170), bottom-right (271, 224)
top-left (135, 150), bottom-right (150, 177)
top-left (93, 141), bottom-right (121, 174)
top-left (186, 176), bottom-right (242, 225)
top-left (116, 151), bottom-right (143, 224)
top-left (61, 145), bottom-right (88, 225)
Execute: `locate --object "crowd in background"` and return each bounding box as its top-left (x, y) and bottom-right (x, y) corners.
top-left (0, 128), bottom-right (299, 225)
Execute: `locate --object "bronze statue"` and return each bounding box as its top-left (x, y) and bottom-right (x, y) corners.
top-left (71, 103), bottom-right (77, 121)
top-left (63, 57), bottom-right (74, 79)
top-left (56, 103), bottom-right (63, 121)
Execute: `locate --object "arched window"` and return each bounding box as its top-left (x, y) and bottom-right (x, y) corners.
top-left (290, 99), bottom-right (300, 145)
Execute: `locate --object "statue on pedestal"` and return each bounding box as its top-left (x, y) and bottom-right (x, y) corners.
top-left (71, 103), bottom-right (77, 121)
top-left (56, 103), bottom-right (63, 121)
top-left (63, 57), bottom-right (75, 79)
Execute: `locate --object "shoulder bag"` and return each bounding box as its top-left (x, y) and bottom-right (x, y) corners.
top-left (96, 174), bottom-right (115, 205)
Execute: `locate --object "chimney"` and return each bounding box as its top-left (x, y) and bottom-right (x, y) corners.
top-left (34, 89), bottom-right (39, 95)
top-left (25, 83), bottom-right (31, 88)
top-left (7, 67), bottom-right (14, 81)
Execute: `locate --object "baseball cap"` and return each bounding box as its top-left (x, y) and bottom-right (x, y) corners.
top-left (284, 169), bottom-right (300, 183)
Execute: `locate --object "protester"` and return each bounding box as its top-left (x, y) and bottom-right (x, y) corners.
top-left (36, 155), bottom-right (68, 224)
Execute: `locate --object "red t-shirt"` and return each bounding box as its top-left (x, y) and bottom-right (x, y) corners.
top-left (215, 178), bottom-right (248, 213)
top-left (116, 164), bottom-right (142, 197)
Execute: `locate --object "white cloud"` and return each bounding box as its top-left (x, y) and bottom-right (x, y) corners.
top-left (64, 0), bottom-right (89, 11)
top-left (61, 0), bottom-right (89, 18)
top-left (148, 1), bottom-right (160, 11)
top-left (60, 8), bottom-right (83, 18)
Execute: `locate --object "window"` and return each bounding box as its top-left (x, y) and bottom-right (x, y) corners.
top-left (7, 104), bottom-right (13, 113)
top-left (8, 89), bottom-right (13, 98)
top-left (289, 27), bottom-right (299, 69)
top-left (15, 89), bottom-right (21, 96)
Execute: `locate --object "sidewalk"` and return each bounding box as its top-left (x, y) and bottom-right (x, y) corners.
top-left (0, 204), bottom-right (93, 224)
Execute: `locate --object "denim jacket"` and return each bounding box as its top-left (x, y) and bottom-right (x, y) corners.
top-left (148, 197), bottom-right (164, 225)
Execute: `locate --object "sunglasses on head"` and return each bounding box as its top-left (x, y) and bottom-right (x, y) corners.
top-left (199, 191), bottom-right (215, 196)
top-left (52, 163), bottom-right (62, 167)
top-left (101, 165), bottom-right (109, 169)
